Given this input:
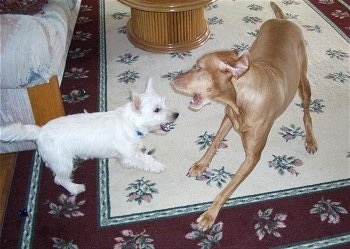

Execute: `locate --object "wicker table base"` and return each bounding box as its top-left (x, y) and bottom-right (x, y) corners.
top-left (118, 0), bottom-right (216, 53)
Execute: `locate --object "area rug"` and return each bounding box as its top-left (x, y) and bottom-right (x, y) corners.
top-left (1, 0), bottom-right (349, 248)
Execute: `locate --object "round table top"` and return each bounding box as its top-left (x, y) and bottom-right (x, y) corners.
top-left (118, 0), bottom-right (217, 12)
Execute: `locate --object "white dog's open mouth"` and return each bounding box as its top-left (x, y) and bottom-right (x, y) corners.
top-left (160, 123), bottom-right (173, 132)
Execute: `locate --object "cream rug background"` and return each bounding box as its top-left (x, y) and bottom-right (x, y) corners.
top-left (99, 0), bottom-right (349, 226)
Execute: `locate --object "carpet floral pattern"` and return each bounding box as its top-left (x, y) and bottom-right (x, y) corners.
top-left (1, 0), bottom-right (349, 248)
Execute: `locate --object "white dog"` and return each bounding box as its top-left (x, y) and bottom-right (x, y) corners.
top-left (1, 79), bottom-right (179, 195)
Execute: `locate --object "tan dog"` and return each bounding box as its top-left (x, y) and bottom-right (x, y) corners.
top-left (172, 2), bottom-right (318, 231)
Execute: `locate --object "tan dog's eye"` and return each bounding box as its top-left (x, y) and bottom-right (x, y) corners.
top-left (193, 64), bottom-right (202, 70)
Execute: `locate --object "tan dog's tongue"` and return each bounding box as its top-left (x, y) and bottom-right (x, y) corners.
top-left (190, 94), bottom-right (201, 107)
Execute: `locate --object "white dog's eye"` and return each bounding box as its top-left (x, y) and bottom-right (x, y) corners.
top-left (154, 108), bottom-right (161, 113)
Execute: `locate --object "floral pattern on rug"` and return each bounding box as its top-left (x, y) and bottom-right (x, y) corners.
top-left (295, 98), bottom-right (326, 113)
top-left (279, 124), bottom-right (305, 142)
top-left (196, 166), bottom-right (234, 188)
top-left (310, 198), bottom-right (348, 224)
top-left (52, 237), bottom-right (78, 249)
top-left (268, 155), bottom-right (303, 176)
top-left (113, 229), bottom-right (155, 249)
top-left (254, 209), bottom-right (288, 240)
top-left (185, 221), bottom-right (223, 248)
top-left (64, 67), bottom-right (90, 79)
top-left (47, 194), bottom-right (86, 218)
top-left (196, 131), bottom-right (228, 150)
top-left (117, 70), bottom-right (140, 84)
top-left (126, 178), bottom-right (158, 204)
top-left (62, 89), bottom-right (90, 103)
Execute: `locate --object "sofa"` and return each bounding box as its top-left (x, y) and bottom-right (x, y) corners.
top-left (0, 0), bottom-right (81, 153)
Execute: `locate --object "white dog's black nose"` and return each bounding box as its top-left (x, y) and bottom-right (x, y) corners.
top-left (173, 112), bottom-right (179, 119)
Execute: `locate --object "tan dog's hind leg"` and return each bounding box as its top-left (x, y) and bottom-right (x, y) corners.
top-left (196, 127), bottom-right (270, 231)
top-left (298, 73), bottom-right (318, 154)
top-left (187, 115), bottom-right (233, 176)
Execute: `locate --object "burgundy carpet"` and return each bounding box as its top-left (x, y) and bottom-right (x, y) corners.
top-left (1, 1), bottom-right (349, 248)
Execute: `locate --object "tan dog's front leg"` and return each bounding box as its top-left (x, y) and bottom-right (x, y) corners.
top-left (196, 157), bottom-right (258, 231)
top-left (298, 74), bottom-right (318, 154)
top-left (196, 129), bottom-right (269, 231)
top-left (187, 115), bottom-right (233, 176)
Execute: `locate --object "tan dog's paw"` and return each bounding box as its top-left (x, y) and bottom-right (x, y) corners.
top-left (187, 162), bottom-right (208, 177)
top-left (196, 210), bottom-right (216, 231)
top-left (305, 137), bottom-right (318, 154)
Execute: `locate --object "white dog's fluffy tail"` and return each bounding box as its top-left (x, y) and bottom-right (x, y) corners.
top-left (0, 123), bottom-right (40, 142)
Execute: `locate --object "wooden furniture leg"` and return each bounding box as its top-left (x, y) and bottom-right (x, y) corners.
top-left (118, 0), bottom-right (216, 53)
top-left (27, 76), bottom-right (65, 126)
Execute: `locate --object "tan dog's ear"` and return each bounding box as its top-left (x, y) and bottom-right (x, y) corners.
top-left (219, 52), bottom-right (250, 79)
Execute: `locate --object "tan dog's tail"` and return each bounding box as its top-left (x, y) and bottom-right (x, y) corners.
top-left (270, 2), bottom-right (287, 19)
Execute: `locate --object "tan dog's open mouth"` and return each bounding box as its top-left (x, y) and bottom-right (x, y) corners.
top-left (190, 93), bottom-right (212, 110)
top-left (171, 79), bottom-right (208, 110)
top-left (190, 94), bottom-right (202, 109)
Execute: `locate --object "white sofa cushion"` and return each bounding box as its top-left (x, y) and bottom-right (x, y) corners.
top-left (0, 0), bottom-right (81, 88)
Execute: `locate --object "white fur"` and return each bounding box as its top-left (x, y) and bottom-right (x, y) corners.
top-left (0, 79), bottom-right (178, 195)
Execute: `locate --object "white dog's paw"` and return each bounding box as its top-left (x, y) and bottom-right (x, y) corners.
top-left (69, 184), bottom-right (86, 196)
top-left (148, 161), bottom-right (166, 173)
top-left (54, 177), bottom-right (86, 195)
top-left (121, 155), bottom-right (166, 173)
top-left (120, 160), bottom-right (134, 169)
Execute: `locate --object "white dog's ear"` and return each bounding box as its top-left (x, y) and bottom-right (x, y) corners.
top-left (219, 52), bottom-right (250, 79)
top-left (132, 93), bottom-right (141, 111)
top-left (145, 78), bottom-right (154, 93)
